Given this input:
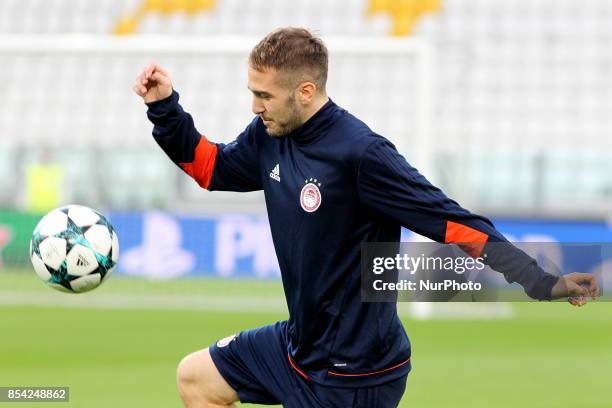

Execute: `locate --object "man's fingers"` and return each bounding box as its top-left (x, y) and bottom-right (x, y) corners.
top-left (132, 84), bottom-right (144, 96)
top-left (568, 296), bottom-right (586, 307)
top-left (560, 273), bottom-right (600, 306)
top-left (132, 81), bottom-right (148, 96)
top-left (569, 273), bottom-right (601, 300)
top-left (134, 64), bottom-right (171, 101)
top-left (567, 279), bottom-right (587, 297)
top-left (575, 273), bottom-right (599, 299)
top-left (140, 64), bottom-right (169, 87)
top-left (153, 64), bottom-right (169, 76)
top-left (146, 64), bottom-right (167, 79)
top-left (150, 71), bottom-right (167, 84)
top-left (589, 279), bottom-right (600, 299)
top-left (137, 70), bottom-right (148, 86)
top-left (585, 275), bottom-right (600, 298)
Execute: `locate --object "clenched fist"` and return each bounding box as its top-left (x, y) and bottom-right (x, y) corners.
top-left (133, 64), bottom-right (173, 103)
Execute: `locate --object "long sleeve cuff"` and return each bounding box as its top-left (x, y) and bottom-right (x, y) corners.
top-left (514, 262), bottom-right (560, 301)
top-left (482, 241), bottom-right (560, 300)
top-left (146, 90), bottom-right (180, 126)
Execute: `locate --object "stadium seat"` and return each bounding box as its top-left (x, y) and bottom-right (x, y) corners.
top-left (1, 0), bottom-right (610, 215)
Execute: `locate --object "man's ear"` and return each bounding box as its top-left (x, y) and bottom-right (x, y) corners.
top-left (298, 81), bottom-right (317, 104)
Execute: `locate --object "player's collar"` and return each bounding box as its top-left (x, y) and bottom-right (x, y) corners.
top-left (290, 98), bottom-right (339, 144)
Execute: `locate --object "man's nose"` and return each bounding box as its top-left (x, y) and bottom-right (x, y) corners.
top-left (252, 98), bottom-right (264, 115)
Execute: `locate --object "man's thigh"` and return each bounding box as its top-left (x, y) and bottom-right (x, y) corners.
top-left (177, 347), bottom-right (239, 406)
top-left (209, 320), bottom-right (297, 405)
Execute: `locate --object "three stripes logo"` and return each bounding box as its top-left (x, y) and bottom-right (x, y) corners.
top-left (269, 163), bottom-right (280, 182)
top-left (76, 254), bottom-right (90, 267)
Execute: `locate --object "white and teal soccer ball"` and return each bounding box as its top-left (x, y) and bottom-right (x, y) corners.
top-left (30, 205), bottom-right (119, 293)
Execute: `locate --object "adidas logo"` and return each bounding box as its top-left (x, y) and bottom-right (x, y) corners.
top-left (76, 254), bottom-right (90, 267)
top-left (269, 163), bottom-right (280, 182)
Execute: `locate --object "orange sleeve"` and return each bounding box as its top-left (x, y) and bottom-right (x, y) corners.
top-left (178, 136), bottom-right (218, 189)
top-left (444, 220), bottom-right (489, 258)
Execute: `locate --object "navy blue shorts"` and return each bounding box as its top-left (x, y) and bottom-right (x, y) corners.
top-left (209, 321), bottom-right (408, 407)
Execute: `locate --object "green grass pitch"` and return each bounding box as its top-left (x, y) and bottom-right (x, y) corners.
top-left (0, 270), bottom-right (610, 407)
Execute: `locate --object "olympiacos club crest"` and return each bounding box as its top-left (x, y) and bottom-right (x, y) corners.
top-left (300, 179), bottom-right (322, 213)
top-left (216, 334), bottom-right (237, 348)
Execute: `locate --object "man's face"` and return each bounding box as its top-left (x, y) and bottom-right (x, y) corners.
top-left (248, 65), bottom-right (303, 137)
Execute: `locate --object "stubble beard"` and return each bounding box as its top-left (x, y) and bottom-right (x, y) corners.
top-left (264, 94), bottom-right (303, 138)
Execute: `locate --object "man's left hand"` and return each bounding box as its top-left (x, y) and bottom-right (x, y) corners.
top-left (550, 272), bottom-right (600, 306)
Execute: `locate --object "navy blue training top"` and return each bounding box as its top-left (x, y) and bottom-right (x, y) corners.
top-left (147, 91), bottom-right (558, 387)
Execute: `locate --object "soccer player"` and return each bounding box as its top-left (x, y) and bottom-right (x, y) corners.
top-left (134, 28), bottom-right (599, 408)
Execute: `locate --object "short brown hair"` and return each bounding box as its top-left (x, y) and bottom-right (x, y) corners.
top-left (249, 27), bottom-right (328, 91)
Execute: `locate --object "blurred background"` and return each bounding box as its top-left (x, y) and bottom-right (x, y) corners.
top-left (0, 1), bottom-right (611, 407)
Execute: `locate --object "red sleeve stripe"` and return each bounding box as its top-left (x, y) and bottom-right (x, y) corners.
top-left (178, 136), bottom-right (218, 189)
top-left (444, 221), bottom-right (489, 258)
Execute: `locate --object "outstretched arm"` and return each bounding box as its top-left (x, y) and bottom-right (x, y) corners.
top-left (358, 138), bottom-right (599, 304)
top-left (134, 64), bottom-right (262, 192)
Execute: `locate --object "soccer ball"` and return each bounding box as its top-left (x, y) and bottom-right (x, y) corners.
top-left (30, 205), bottom-right (119, 293)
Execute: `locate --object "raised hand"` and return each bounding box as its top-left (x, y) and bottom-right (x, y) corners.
top-left (133, 64), bottom-right (173, 103)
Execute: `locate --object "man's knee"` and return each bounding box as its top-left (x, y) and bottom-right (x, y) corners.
top-left (177, 348), bottom-right (238, 407)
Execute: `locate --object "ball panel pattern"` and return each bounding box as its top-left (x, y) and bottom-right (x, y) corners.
top-left (30, 205), bottom-right (119, 294)
top-left (67, 205), bottom-right (100, 227)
